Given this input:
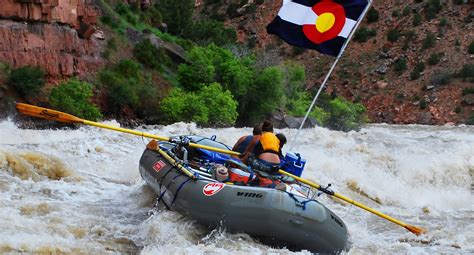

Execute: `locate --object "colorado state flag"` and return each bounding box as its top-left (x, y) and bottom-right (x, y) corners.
top-left (267, 0), bottom-right (369, 56)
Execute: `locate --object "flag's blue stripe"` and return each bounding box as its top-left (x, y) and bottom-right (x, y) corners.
top-left (267, 16), bottom-right (345, 57)
top-left (290, 0), bottom-right (368, 21)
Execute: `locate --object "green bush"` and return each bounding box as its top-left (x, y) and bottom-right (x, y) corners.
top-left (431, 71), bottom-right (452, 86)
top-left (324, 97), bottom-right (367, 132)
top-left (413, 13), bottom-right (422, 26)
top-left (402, 6), bottom-right (411, 16)
top-left (469, 41), bottom-right (474, 54)
top-left (242, 66), bottom-right (284, 124)
top-left (133, 38), bottom-right (169, 70)
top-left (198, 82), bottom-right (238, 126)
top-left (462, 87), bottom-right (474, 95)
top-left (458, 64), bottom-right (474, 80)
top-left (8, 66), bottom-right (45, 97)
top-left (367, 7), bottom-right (379, 23)
top-left (49, 79), bottom-right (102, 120)
top-left (99, 60), bottom-right (158, 114)
top-left (410, 62), bottom-right (425, 80)
top-left (467, 114), bottom-right (474, 125)
top-left (185, 19), bottom-right (237, 46)
top-left (354, 27), bottom-right (377, 43)
top-left (140, 6), bottom-right (162, 27)
top-left (177, 46), bottom-right (217, 91)
top-left (226, 3), bottom-right (239, 18)
top-left (402, 30), bottom-right (416, 50)
top-left (160, 83), bottom-right (238, 126)
top-left (387, 29), bottom-right (400, 42)
top-left (392, 10), bottom-right (400, 18)
top-left (115, 3), bottom-right (139, 25)
top-left (0, 62), bottom-right (10, 81)
top-left (419, 98), bottom-right (428, 109)
top-left (426, 0), bottom-right (442, 20)
top-left (177, 44), bottom-right (255, 115)
top-left (394, 57), bottom-right (407, 73)
top-left (428, 52), bottom-right (442, 65)
top-left (439, 18), bottom-right (448, 27)
top-left (422, 32), bottom-right (436, 49)
top-left (155, 0), bottom-right (194, 35)
top-left (280, 62), bottom-right (307, 115)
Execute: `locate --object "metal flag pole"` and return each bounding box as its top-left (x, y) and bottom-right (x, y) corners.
top-left (288, 0), bottom-right (373, 151)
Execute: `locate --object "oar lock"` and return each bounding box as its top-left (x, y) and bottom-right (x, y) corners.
top-left (318, 183), bottom-right (334, 196)
top-left (170, 136), bottom-right (191, 146)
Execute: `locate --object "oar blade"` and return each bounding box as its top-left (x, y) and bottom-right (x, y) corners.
top-left (405, 224), bottom-right (426, 236)
top-left (16, 103), bottom-right (83, 124)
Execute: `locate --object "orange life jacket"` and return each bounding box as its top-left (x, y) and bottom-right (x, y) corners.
top-left (260, 132), bottom-right (280, 153)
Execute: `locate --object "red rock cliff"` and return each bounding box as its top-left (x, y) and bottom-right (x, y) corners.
top-left (0, 0), bottom-right (105, 77)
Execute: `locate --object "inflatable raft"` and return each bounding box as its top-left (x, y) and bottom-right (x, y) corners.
top-left (139, 136), bottom-right (349, 253)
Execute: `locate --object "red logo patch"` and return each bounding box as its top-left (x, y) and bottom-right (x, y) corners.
top-left (153, 160), bottom-right (166, 172)
top-left (203, 183), bottom-right (225, 197)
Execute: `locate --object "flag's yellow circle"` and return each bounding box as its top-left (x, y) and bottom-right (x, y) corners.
top-left (315, 13), bottom-right (336, 33)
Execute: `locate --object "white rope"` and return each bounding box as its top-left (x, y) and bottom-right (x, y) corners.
top-left (288, 0), bottom-right (374, 151)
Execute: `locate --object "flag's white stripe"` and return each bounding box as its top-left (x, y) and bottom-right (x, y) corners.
top-left (339, 18), bottom-right (356, 38)
top-left (278, 1), bottom-right (357, 38)
top-left (279, 1), bottom-right (317, 25)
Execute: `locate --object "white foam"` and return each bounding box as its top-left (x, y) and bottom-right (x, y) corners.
top-left (0, 119), bottom-right (472, 253)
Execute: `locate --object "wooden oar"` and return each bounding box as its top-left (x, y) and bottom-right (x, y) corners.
top-left (15, 103), bottom-right (240, 156)
top-left (16, 103), bottom-right (425, 235)
top-left (278, 169), bottom-right (426, 236)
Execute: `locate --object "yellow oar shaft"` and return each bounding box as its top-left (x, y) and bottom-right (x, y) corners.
top-left (279, 170), bottom-right (424, 234)
top-left (332, 192), bottom-right (408, 227)
top-left (155, 146), bottom-right (196, 179)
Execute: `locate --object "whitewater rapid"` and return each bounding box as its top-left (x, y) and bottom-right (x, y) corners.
top-left (0, 119), bottom-right (473, 254)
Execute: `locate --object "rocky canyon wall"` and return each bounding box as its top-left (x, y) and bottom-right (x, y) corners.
top-left (0, 0), bottom-right (105, 76)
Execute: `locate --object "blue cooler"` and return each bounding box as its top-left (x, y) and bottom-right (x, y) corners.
top-left (283, 152), bottom-right (306, 177)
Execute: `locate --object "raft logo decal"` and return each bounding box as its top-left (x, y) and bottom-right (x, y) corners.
top-left (203, 183), bottom-right (225, 196)
top-left (153, 160), bottom-right (166, 172)
top-left (237, 192), bottom-right (263, 198)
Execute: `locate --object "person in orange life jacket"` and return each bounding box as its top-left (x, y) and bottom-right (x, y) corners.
top-left (250, 120), bottom-right (282, 174)
top-left (232, 123), bottom-right (262, 154)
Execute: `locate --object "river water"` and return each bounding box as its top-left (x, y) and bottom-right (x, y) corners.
top-left (0, 119), bottom-right (472, 254)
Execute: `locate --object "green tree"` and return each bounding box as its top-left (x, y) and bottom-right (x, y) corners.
top-left (394, 57), bottom-right (407, 73)
top-left (242, 67), bottom-right (284, 124)
top-left (280, 62), bottom-right (307, 115)
top-left (186, 19), bottom-right (237, 46)
top-left (354, 27), bottom-right (377, 43)
top-left (155, 0), bottom-right (194, 35)
top-left (325, 97), bottom-right (367, 132)
top-left (177, 44), bottom-right (255, 115)
top-left (178, 48), bottom-right (216, 91)
top-left (428, 52), bottom-right (442, 65)
top-left (366, 7), bottom-right (379, 23)
top-left (197, 82), bottom-right (238, 126)
top-left (422, 32), bottom-right (436, 49)
top-left (410, 62), bottom-right (425, 80)
top-left (8, 66), bottom-right (45, 97)
top-left (160, 83), bottom-right (238, 126)
top-left (469, 41), bottom-right (474, 54)
top-left (133, 38), bottom-right (169, 70)
top-left (387, 29), bottom-right (400, 42)
top-left (49, 79), bottom-right (102, 120)
top-left (426, 0), bottom-right (442, 20)
top-left (99, 60), bottom-right (157, 114)
top-left (413, 13), bottom-right (422, 26)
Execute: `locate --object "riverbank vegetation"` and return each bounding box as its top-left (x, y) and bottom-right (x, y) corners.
top-left (4, 0), bottom-right (371, 131)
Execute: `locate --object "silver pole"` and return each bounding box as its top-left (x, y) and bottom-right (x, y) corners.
top-left (288, 0), bottom-right (373, 151)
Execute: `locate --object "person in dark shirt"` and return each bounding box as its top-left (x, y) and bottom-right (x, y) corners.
top-left (232, 123), bottom-right (262, 154)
